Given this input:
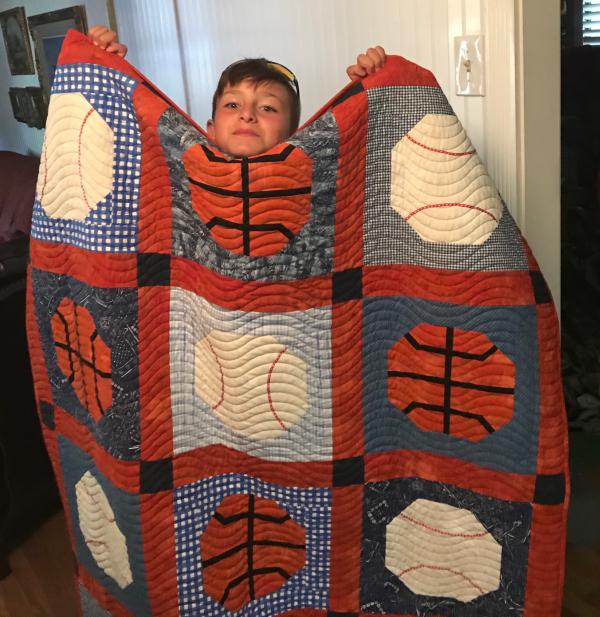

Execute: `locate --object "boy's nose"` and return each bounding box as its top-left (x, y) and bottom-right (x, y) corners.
top-left (239, 107), bottom-right (255, 122)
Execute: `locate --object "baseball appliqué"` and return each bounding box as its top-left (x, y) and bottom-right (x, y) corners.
top-left (391, 113), bottom-right (503, 245)
top-left (37, 92), bottom-right (114, 220)
top-left (385, 498), bottom-right (502, 601)
top-left (75, 471), bottom-right (133, 589)
top-left (195, 330), bottom-right (308, 439)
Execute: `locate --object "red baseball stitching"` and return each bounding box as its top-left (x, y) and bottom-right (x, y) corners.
top-left (208, 341), bottom-right (225, 410)
top-left (398, 564), bottom-right (486, 595)
top-left (267, 348), bottom-right (288, 431)
top-left (78, 108), bottom-right (95, 212)
top-left (405, 203), bottom-right (498, 222)
top-left (40, 141), bottom-right (48, 202)
top-left (406, 133), bottom-right (476, 156)
top-left (398, 512), bottom-right (489, 539)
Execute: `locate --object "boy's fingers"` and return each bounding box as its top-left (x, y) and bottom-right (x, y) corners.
top-left (357, 53), bottom-right (376, 72)
top-left (87, 25), bottom-right (108, 42)
top-left (346, 64), bottom-right (367, 80)
top-left (106, 42), bottom-right (127, 57)
top-left (88, 25), bottom-right (107, 35)
top-left (97, 31), bottom-right (117, 46)
top-left (366, 46), bottom-right (385, 68)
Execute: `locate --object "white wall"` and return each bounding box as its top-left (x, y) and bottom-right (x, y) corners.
top-left (0, 0), bottom-right (109, 155)
top-left (515, 0), bottom-right (561, 310)
top-left (2, 0), bottom-right (558, 304)
top-left (114, 0), bottom-right (517, 216)
top-left (1, 0), bottom-right (517, 208)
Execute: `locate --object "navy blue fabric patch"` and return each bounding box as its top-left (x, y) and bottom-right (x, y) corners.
top-left (362, 297), bottom-right (540, 474)
top-left (360, 477), bottom-right (531, 616)
top-left (163, 108), bottom-right (339, 282)
top-left (31, 268), bottom-right (139, 460)
top-left (333, 268), bottom-right (363, 303)
top-left (534, 473), bottom-right (566, 505)
top-left (58, 437), bottom-right (150, 615)
top-left (530, 271), bottom-right (551, 305)
top-left (333, 457), bottom-right (365, 486)
top-left (140, 458), bottom-right (173, 494)
top-left (39, 400), bottom-right (55, 430)
top-left (138, 253), bottom-right (171, 287)
top-left (332, 81), bottom-right (364, 107)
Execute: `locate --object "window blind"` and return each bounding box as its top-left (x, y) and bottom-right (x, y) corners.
top-left (583, 0), bottom-right (600, 45)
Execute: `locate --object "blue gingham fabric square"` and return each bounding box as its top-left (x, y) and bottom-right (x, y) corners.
top-left (31, 63), bottom-right (141, 253)
top-left (174, 474), bottom-right (331, 616)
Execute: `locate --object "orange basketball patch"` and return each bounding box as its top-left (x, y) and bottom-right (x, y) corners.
top-left (183, 144), bottom-right (312, 257)
top-left (200, 493), bottom-right (306, 611)
top-left (388, 324), bottom-right (515, 441)
top-left (51, 297), bottom-right (112, 421)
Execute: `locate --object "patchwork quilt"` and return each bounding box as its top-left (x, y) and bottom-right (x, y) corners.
top-left (26, 30), bottom-right (569, 617)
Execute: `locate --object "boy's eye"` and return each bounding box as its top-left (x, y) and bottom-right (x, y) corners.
top-left (261, 105), bottom-right (277, 113)
top-left (224, 101), bottom-right (238, 109)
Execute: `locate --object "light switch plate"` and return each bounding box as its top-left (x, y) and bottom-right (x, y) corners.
top-left (454, 35), bottom-right (485, 96)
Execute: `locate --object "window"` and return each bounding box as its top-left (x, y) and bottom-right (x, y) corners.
top-left (583, 0), bottom-right (600, 45)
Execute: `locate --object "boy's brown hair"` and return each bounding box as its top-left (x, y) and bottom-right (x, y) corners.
top-left (211, 58), bottom-right (301, 134)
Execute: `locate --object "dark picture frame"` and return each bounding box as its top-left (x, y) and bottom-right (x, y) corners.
top-left (9, 86), bottom-right (47, 129)
top-left (0, 7), bottom-right (35, 75)
top-left (27, 6), bottom-right (87, 108)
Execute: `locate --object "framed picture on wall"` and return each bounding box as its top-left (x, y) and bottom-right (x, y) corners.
top-left (0, 7), bottom-right (35, 75)
top-left (27, 6), bottom-right (88, 108)
top-left (8, 86), bottom-right (45, 129)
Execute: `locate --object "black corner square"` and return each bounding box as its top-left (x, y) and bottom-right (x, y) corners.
top-left (140, 458), bottom-right (173, 494)
top-left (530, 271), bottom-right (551, 304)
top-left (138, 253), bottom-right (171, 287)
top-left (333, 457), bottom-right (364, 487)
top-left (328, 612), bottom-right (358, 617)
top-left (39, 400), bottom-right (55, 430)
top-left (332, 81), bottom-right (364, 108)
top-left (533, 473), bottom-right (566, 505)
top-left (333, 268), bottom-right (362, 303)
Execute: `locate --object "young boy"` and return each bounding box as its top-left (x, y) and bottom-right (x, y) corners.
top-left (87, 25), bottom-right (386, 158)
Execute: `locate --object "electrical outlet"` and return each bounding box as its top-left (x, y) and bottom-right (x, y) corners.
top-left (454, 35), bottom-right (485, 97)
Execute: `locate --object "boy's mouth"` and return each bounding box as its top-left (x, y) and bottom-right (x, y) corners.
top-left (233, 129), bottom-right (259, 137)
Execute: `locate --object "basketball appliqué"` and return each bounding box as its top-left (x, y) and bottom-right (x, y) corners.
top-left (183, 143), bottom-right (312, 256)
top-left (200, 493), bottom-right (306, 611)
top-left (388, 323), bottom-right (515, 441)
top-left (51, 297), bottom-right (112, 421)
top-left (385, 498), bottom-right (502, 602)
top-left (195, 330), bottom-right (308, 439)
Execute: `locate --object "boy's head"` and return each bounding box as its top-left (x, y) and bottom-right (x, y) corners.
top-left (207, 58), bottom-right (301, 158)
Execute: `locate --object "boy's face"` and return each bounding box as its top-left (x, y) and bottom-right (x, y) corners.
top-left (207, 79), bottom-right (293, 158)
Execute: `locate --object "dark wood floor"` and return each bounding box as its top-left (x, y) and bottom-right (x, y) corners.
top-left (1, 514), bottom-right (599, 616)
top-left (1, 433), bottom-right (599, 616)
top-left (0, 512), bottom-right (79, 617)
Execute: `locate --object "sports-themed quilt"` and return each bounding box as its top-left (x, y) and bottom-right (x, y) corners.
top-left (27, 30), bottom-right (569, 616)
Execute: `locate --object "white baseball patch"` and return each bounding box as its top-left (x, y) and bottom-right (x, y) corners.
top-left (37, 92), bottom-right (114, 220)
top-left (195, 330), bottom-right (308, 440)
top-left (75, 471), bottom-right (133, 589)
top-left (391, 114), bottom-right (503, 245)
top-left (385, 498), bottom-right (502, 602)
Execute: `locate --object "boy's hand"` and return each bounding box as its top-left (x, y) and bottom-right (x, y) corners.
top-left (87, 25), bottom-right (128, 57)
top-left (346, 46), bottom-right (386, 80)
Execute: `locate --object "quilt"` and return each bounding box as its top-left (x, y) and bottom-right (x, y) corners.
top-left (26, 30), bottom-right (569, 617)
